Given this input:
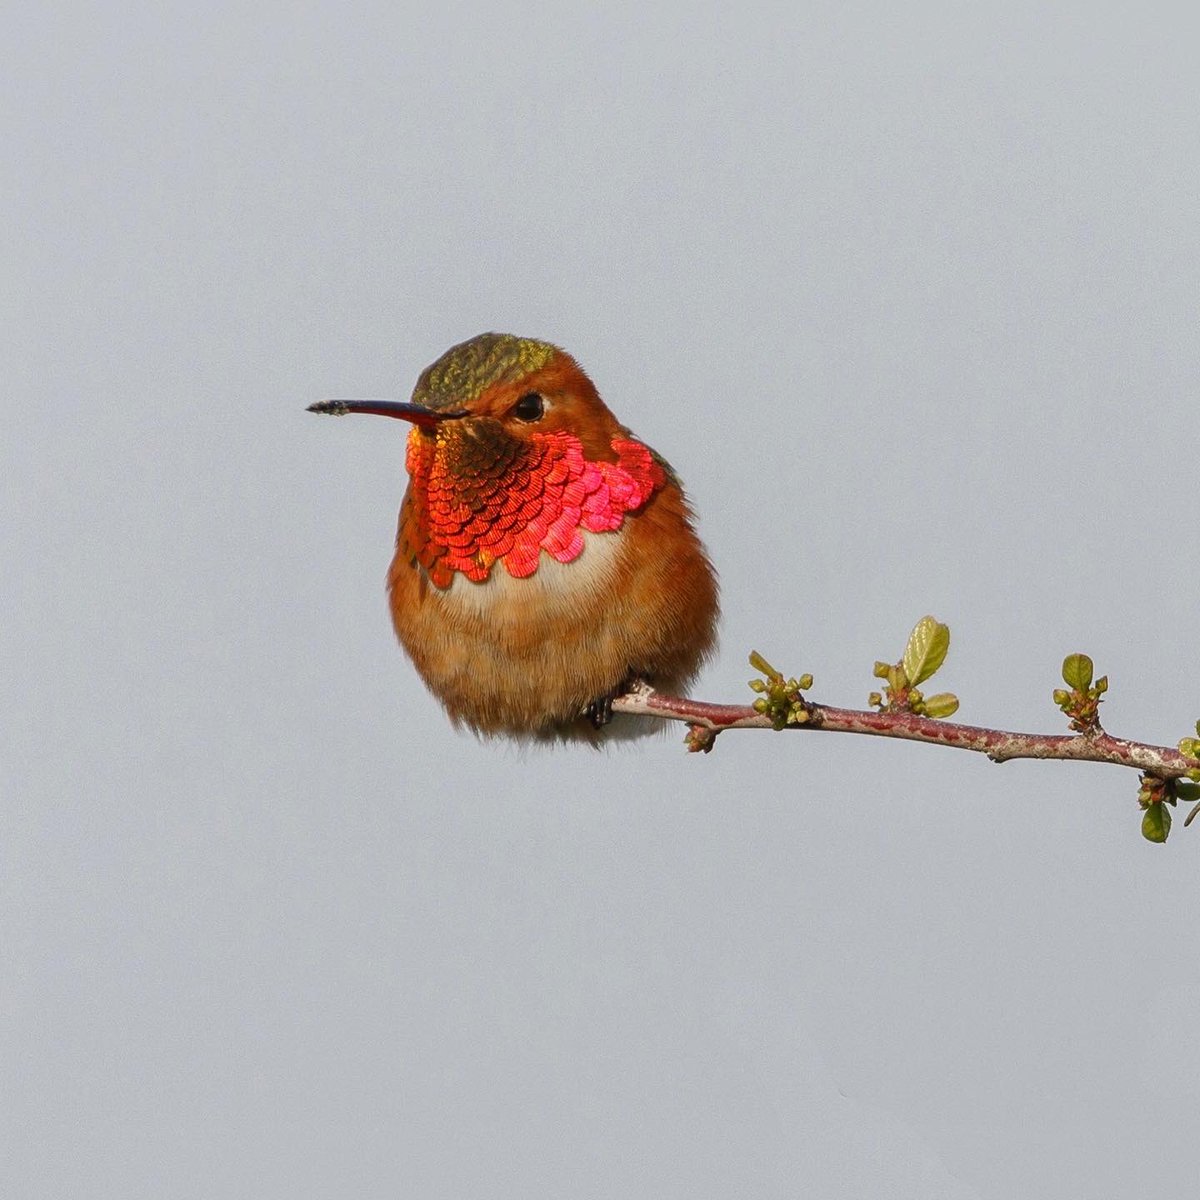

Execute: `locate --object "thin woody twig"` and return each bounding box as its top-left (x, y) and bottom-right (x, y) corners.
top-left (611, 687), bottom-right (1196, 776)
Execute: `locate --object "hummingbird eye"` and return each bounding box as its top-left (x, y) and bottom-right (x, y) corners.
top-left (512, 392), bottom-right (545, 422)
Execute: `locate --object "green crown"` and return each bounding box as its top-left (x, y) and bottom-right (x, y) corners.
top-left (413, 333), bottom-right (559, 411)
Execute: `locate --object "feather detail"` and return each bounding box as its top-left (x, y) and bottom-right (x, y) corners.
top-left (401, 429), bottom-right (666, 585)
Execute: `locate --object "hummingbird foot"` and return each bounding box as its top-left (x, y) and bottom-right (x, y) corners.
top-left (585, 694), bottom-right (615, 729)
top-left (585, 677), bottom-right (652, 728)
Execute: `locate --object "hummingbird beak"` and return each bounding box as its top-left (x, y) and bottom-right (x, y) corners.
top-left (307, 399), bottom-right (468, 429)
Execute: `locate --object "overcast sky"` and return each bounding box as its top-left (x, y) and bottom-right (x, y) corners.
top-left (6, 3), bottom-right (1200, 1197)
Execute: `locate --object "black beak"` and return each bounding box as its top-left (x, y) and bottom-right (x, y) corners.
top-left (307, 399), bottom-right (468, 429)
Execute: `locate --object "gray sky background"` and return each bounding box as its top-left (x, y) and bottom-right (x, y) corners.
top-left (6, 3), bottom-right (1200, 1197)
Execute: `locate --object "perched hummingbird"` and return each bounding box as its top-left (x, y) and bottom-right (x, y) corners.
top-left (309, 333), bottom-right (719, 740)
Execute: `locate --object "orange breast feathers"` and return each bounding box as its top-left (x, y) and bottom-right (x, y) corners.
top-left (399, 428), bottom-right (666, 589)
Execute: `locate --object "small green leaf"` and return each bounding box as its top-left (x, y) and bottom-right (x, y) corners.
top-left (923, 693), bottom-right (960, 719)
top-left (1061, 653), bottom-right (1093, 691)
top-left (903, 616), bottom-right (950, 687)
top-left (1142, 803), bottom-right (1171, 843)
top-left (1175, 781), bottom-right (1200, 802)
top-left (749, 650), bottom-right (778, 679)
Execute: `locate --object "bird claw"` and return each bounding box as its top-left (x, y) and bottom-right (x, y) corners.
top-left (585, 694), bottom-right (614, 728)
top-left (585, 677), bottom-right (649, 728)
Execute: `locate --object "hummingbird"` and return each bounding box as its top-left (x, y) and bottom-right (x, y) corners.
top-left (309, 333), bottom-right (719, 740)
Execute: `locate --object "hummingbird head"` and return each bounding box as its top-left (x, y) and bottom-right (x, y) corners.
top-left (310, 333), bottom-right (667, 588)
top-left (409, 332), bottom-right (627, 458)
top-left (310, 333), bottom-right (623, 451)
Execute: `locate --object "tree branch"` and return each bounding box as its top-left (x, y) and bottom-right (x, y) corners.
top-left (609, 618), bottom-right (1200, 840)
top-left (611, 685), bottom-right (1195, 776)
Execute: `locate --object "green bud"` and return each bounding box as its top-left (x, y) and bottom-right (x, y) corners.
top-left (1061, 653), bottom-right (1094, 691)
top-left (923, 693), bottom-right (960, 719)
top-left (1052, 689), bottom-right (1069, 707)
top-left (749, 650), bottom-right (779, 679)
top-left (798, 674), bottom-right (813, 690)
top-left (1142, 803), bottom-right (1171, 843)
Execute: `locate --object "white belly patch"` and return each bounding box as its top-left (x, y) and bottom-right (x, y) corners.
top-left (436, 527), bottom-right (627, 619)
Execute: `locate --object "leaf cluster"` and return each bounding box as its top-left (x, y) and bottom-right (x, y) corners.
top-left (868, 616), bottom-right (959, 718)
top-left (1052, 654), bottom-right (1107, 734)
top-left (747, 651), bottom-right (813, 730)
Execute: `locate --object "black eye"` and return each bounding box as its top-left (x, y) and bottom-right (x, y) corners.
top-left (513, 392), bottom-right (545, 422)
